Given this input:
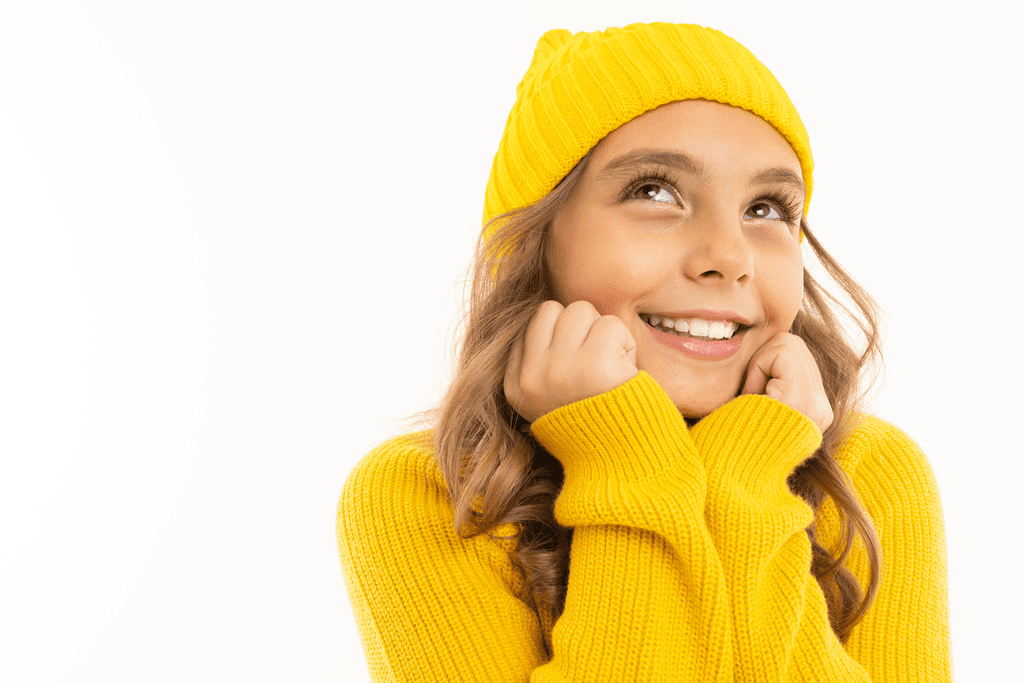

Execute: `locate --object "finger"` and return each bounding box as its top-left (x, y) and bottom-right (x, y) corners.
top-left (763, 375), bottom-right (789, 402)
top-left (742, 338), bottom-right (798, 397)
top-left (741, 355), bottom-right (771, 396)
top-left (584, 315), bottom-right (638, 362)
top-left (741, 336), bottom-right (784, 395)
top-left (800, 341), bottom-right (826, 386)
top-left (522, 300), bottom-right (564, 356)
top-left (583, 315), bottom-right (640, 387)
top-left (503, 333), bottom-right (525, 409)
top-left (549, 300), bottom-right (602, 358)
top-left (773, 335), bottom-right (819, 397)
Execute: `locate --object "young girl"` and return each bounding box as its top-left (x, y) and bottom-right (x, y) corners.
top-left (337, 22), bottom-right (950, 682)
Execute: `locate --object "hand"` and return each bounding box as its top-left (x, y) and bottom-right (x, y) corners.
top-left (740, 332), bottom-right (833, 433)
top-left (504, 300), bottom-right (639, 423)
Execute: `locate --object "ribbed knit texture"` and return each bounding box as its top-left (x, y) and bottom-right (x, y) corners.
top-left (337, 372), bottom-right (951, 681)
top-left (482, 23), bottom-right (814, 244)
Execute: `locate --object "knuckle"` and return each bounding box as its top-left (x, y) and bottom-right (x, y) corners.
top-left (566, 300), bottom-right (600, 320)
top-left (541, 299), bottom-right (563, 314)
top-left (566, 299), bottom-right (595, 312)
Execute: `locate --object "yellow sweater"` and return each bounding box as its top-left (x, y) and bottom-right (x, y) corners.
top-left (337, 372), bottom-right (951, 682)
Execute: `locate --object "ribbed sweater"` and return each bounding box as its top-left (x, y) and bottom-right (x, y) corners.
top-left (336, 372), bottom-right (951, 681)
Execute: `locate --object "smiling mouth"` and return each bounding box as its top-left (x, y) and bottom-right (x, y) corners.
top-left (639, 313), bottom-right (749, 340)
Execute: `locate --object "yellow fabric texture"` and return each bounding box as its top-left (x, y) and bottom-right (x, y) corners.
top-left (337, 372), bottom-right (951, 681)
top-left (482, 22), bottom-right (814, 245)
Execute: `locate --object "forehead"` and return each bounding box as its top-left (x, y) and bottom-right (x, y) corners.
top-left (589, 100), bottom-right (802, 180)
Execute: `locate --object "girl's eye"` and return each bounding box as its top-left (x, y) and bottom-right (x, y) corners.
top-left (745, 202), bottom-right (782, 221)
top-left (635, 182), bottom-right (677, 205)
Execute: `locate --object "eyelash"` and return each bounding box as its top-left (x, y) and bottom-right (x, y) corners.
top-left (751, 188), bottom-right (803, 225)
top-left (620, 170), bottom-right (803, 225)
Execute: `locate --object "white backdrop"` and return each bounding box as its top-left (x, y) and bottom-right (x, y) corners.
top-left (1, 1), bottom-right (1020, 681)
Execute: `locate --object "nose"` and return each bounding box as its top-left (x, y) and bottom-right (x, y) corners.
top-left (681, 215), bottom-right (754, 284)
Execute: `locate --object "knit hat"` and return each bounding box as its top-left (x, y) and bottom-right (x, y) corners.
top-left (482, 23), bottom-right (813, 243)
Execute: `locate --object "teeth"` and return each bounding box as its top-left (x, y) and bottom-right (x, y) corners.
top-left (688, 321), bottom-right (712, 339)
top-left (642, 314), bottom-right (741, 340)
top-left (689, 319), bottom-right (709, 337)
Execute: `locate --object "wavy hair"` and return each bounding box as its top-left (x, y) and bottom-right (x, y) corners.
top-left (432, 151), bottom-right (883, 644)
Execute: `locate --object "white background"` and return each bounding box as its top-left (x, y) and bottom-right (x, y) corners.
top-left (1, 1), bottom-right (1020, 681)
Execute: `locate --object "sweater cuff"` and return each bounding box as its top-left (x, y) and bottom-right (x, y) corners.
top-left (690, 394), bottom-right (822, 496)
top-left (530, 372), bottom-right (700, 488)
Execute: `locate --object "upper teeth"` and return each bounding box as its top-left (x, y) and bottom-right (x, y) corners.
top-left (642, 314), bottom-right (741, 340)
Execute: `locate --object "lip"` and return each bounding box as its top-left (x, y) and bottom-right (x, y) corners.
top-left (642, 315), bottom-right (747, 359)
top-left (640, 308), bottom-right (753, 326)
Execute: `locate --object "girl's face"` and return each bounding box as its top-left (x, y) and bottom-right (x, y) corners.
top-left (547, 100), bottom-right (806, 418)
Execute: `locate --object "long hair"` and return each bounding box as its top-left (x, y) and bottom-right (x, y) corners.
top-left (433, 151), bottom-right (883, 644)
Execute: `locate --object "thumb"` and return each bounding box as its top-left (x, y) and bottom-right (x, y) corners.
top-left (741, 350), bottom-right (773, 396)
top-left (620, 320), bottom-right (638, 367)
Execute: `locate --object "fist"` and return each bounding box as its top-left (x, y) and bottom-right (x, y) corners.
top-left (741, 332), bottom-right (833, 433)
top-left (503, 301), bottom-right (639, 423)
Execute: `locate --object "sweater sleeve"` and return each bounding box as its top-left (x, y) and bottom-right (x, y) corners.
top-left (530, 373), bottom-right (880, 681)
top-left (689, 394), bottom-right (873, 682)
top-left (529, 371), bottom-right (734, 682)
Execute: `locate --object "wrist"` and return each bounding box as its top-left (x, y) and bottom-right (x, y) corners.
top-left (691, 394), bottom-right (821, 496)
top-left (531, 372), bottom-right (698, 487)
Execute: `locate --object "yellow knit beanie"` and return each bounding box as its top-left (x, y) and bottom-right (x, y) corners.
top-left (482, 23), bottom-right (813, 242)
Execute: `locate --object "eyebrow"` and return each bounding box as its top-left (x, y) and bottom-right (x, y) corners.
top-left (596, 148), bottom-right (805, 197)
top-left (747, 167), bottom-right (805, 196)
top-left (597, 149), bottom-right (712, 183)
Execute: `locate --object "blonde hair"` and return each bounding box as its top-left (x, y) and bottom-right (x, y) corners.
top-left (433, 151), bottom-right (883, 644)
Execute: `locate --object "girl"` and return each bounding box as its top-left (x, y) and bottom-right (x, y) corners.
top-left (337, 22), bottom-right (950, 682)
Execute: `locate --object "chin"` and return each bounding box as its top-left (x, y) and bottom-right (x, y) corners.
top-left (675, 397), bottom-right (732, 420)
top-left (645, 364), bottom-right (744, 420)
top-left (664, 382), bottom-right (742, 420)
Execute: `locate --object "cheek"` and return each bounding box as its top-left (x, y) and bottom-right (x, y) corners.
top-left (764, 255), bottom-right (804, 328)
top-left (550, 230), bottom-right (664, 313)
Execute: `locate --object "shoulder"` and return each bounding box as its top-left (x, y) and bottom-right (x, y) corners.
top-left (834, 414), bottom-right (943, 512)
top-left (337, 431), bottom-right (520, 581)
top-left (340, 430), bottom-right (445, 504)
top-left (818, 413), bottom-right (948, 612)
top-left (336, 435), bottom-right (549, 678)
top-left (337, 430), bottom-right (449, 548)
top-left (828, 414), bottom-right (946, 562)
